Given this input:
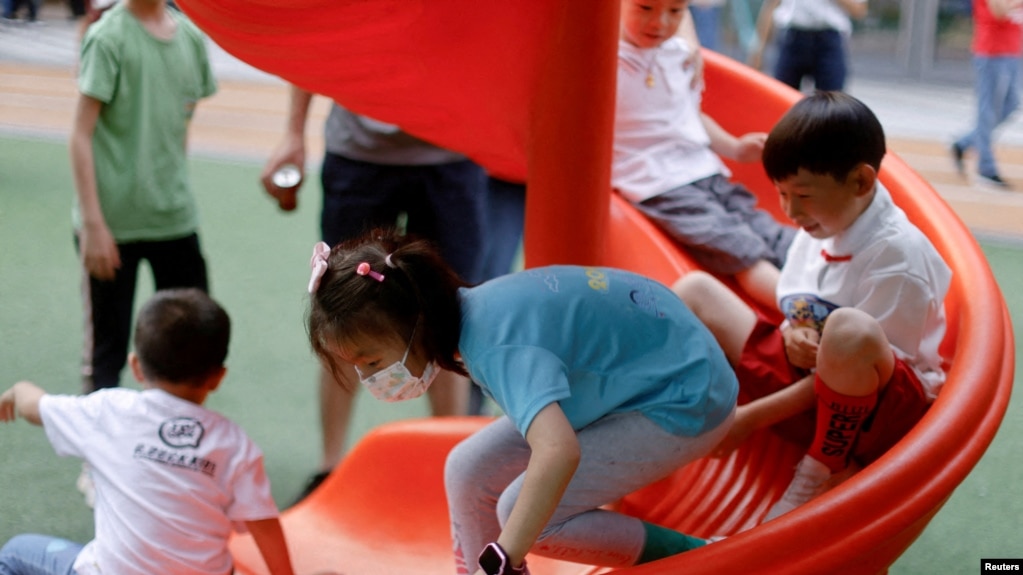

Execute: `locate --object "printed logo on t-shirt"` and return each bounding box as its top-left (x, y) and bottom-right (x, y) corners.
top-left (158, 417), bottom-right (205, 448)
top-left (525, 268), bottom-right (561, 293)
top-left (133, 443), bottom-right (218, 477)
top-left (780, 293), bottom-right (839, 333)
top-left (133, 417), bottom-right (217, 477)
top-left (584, 268), bottom-right (610, 293)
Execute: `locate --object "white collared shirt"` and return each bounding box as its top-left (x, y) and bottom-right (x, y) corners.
top-left (776, 183), bottom-right (953, 398)
top-left (612, 38), bottom-right (728, 203)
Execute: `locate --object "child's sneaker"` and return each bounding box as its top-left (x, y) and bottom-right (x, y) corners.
top-left (77, 462), bottom-right (96, 509)
top-left (762, 455), bottom-right (831, 523)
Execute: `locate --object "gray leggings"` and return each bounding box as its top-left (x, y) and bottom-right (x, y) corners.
top-left (444, 409), bottom-right (734, 571)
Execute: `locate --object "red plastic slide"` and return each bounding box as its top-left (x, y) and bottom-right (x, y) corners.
top-left (173, 1), bottom-right (1014, 573)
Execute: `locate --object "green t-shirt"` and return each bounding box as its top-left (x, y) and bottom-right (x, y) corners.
top-left (74, 4), bottom-right (217, 242)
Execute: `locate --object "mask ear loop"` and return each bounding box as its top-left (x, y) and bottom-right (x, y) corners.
top-left (399, 321), bottom-right (418, 364)
top-left (384, 252), bottom-right (422, 369)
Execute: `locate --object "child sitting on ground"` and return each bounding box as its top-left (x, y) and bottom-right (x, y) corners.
top-left (673, 91), bottom-right (952, 522)
top-left (0, 289), bottom-right (297, 575)
top-left (614, 0), bottom-right (796, 309)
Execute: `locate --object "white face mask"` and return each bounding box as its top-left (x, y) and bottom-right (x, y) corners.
top-left (354, 327), bottom-right (439, 402)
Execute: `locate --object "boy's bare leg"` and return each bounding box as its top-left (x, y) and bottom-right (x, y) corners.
top-left (672, 271), bottom-right (759, 365)
top-left (816, 308), bottom-right (895, 397)
top-left (734, 259), bottom-right (781, 312)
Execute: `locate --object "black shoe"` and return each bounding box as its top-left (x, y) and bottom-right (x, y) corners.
top-left (977, 173), bottom-right (1012, 190)
top-left (951, 143), bottom-right (965, 176)
top-left (289, 469), bottom-right (331, 507)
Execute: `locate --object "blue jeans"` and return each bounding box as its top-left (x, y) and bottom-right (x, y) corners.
top-left (0, 535), bottom-right (81, 575)
top-left (479, 177), bottom-right (525, 281)
top-left (955, 55), bottom-right (1021, 178)
top-left (2, 0), bottom-right (36, 20)
top-left (690, 5), bottom-right (722, 52)
top-left (773, 28), bottom-right (847, 91)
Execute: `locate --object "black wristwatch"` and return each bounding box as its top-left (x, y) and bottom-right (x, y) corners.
top-left (478, 542), bottom-right (529, 575)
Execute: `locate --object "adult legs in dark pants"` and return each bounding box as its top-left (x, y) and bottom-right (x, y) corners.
top-left (78, 233), bottom-right (208, 393)
top-left (479, 177), bottom-right (526, 281)
top-left (773, 28), bottom-right (847, 92)
top-left (466, 176), bottom-right (526, 415)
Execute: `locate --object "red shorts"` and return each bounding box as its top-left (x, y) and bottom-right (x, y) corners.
top-left (735, 317), bottom-right (931, 467)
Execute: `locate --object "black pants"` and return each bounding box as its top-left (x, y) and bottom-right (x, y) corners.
top-left (76, 233), bottom-right (208, 392)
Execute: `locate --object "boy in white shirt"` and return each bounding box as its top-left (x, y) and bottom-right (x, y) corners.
top-left (0, 289), bottom-right (296, 575)
top-left (673, 92), bottom-right (952, 521)
top-left (615, 0), bottom-right (796, 309)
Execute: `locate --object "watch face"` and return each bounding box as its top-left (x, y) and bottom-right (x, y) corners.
top-left (478, 543), bottom-right (506, 575)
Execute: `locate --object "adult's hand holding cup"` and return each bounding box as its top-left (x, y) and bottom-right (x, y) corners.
top-left (271, 163), bottom-right (303, 211)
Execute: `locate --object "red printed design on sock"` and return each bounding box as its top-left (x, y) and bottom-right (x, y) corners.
top-left (454, 541), bottom-right (471, 575)
top-left (809, 374), bottom-right (878, 473)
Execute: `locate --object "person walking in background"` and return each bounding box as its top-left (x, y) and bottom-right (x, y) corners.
top-left (749, 0), bottom-right (867, 91)
top-left (260, 88), bottom-right (488, 504)
top-left (952, 0), bottom-right (1023, 189)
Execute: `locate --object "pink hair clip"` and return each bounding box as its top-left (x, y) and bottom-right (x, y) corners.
top-left (308, 242), bottom-right (331, 294)
top-left (356, 262), bottom-right (385, 282)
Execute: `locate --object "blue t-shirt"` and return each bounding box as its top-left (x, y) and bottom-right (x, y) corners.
top-left (458, 266), bottom-right (737, 437)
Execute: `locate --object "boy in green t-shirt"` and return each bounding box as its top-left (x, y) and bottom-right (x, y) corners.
top-left (69, 0), bottom-right (217, 397)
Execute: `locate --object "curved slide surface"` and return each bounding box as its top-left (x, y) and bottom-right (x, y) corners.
top-left (171, 2), bottom-right (1015, 573)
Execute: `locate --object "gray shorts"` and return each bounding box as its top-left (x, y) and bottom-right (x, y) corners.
top-left (635, 174), bottom-right (795, 274)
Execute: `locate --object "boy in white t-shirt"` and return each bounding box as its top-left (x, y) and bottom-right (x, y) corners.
top-left (673, 92), bottom-right (952, 521)
top-left (0, 289), bottom-right (296, 575)
top-left (615, 0), bottom-right (796, 309)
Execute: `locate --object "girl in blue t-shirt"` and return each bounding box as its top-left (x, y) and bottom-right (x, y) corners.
top-left (306, 229), bottom-right (737, 575)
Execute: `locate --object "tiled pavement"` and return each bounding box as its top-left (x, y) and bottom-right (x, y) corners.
top-left (2, 4), bottom-right (1022, 240)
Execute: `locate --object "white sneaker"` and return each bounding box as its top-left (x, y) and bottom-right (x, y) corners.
top-left (77, 462), bottom-right (96, 509)
top-left (762, 455), bottom-right (832, 523)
